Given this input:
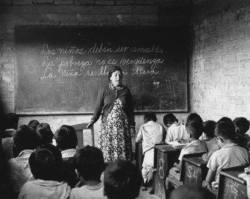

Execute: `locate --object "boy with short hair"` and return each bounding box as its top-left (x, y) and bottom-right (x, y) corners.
top-left (204, 119), bottom-right (250, 190)
top-left (136, 112), bottom-right (164, 185)
top-left (18, 146), bottom-right (71, 199)
top-left (104, 159), bottom-right (142, 199)
top-left (70, 146), bottom-right (106, 199)
top-left (164, 113), bottom-right (189, 143)
top-left (8, 125), bottom-right (41, 194)
top-left (233, 117), bottom-right (250, 149)
top-left (201, 120), bottom-right (220, 162)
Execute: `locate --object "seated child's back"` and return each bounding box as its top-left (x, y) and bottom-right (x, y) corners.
top-left (201, 120), bottom-right (220, 162)
top-left (205, 119), bottom-right (250, 189)
top-left (70, 146), bottom-right (106, 199)
top-left (136, 112), bottom-right (163, 184)
top-left (18, 145), bottom-right (71, 199)
top-left (164, 113), bottom-right (189, 143)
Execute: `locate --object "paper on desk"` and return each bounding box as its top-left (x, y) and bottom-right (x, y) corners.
top-left (167, 141), bottom-right (186, 148)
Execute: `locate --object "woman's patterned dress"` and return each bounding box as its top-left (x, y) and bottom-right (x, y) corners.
top-left (98, 99), bottom-right (132, 162)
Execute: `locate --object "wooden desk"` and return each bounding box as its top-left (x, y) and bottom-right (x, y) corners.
top-left (154, 144), bottom-right (183, 199)
top-left (217, 166), bottom-right (247, 199)
top-left (136, 142), bottom-right (143, 171)
top-left (72, 123), bottom-right (94, 149)
top-left (181, 153), bottom-right (207, 186)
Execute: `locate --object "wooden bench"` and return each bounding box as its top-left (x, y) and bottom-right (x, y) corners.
top-left (217, 166), bottom-right (248, 199)
top-left (181, 153), bottom-right (207, 186)
top-left (154, 144), bottom-right (183, 199)
top-left (72, 123), bottom-right (94, 149)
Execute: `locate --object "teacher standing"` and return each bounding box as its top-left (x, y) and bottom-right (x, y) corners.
top-left (87, 66), bottom-right (135, 162)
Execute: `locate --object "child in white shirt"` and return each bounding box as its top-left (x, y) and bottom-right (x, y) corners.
top-left (204, 118), bottom-right (250, 191)
top-left (136, 112), bottom-right (164, 185)
top-left (70, 146), bottom-right (106, 199)
top-left (163, 113), bottom-right (189, 143)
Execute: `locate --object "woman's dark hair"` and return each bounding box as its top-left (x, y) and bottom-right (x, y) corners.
top-left (108, 66), bottom-right (123, 80)
top-left (75, 146), bottom-right (105, 181)
top-left (104, 160), bottom-right (142, 199)
top-left (13, 125), bottom-right (41, 156)
top-left (163, 113), bottom-right (178, 126)
top-left (233, 117), bottom-right (250, 135)
top-left (203, 120), bottom-right (216, 138)
top-left (36, 123), bottom-right (54, 145)
top-left (29, 145), bottom-right (62, 181)
top-left (55, 125), bottom-right (77, 150)
top-left (215, 119), bottom-right (236, 140)
top-left (144, 112), bottom-right (157, 123)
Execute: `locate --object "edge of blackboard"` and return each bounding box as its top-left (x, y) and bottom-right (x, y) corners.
top-left (16, 109), bottom-right (189, 116)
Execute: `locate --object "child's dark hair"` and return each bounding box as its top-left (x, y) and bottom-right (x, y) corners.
top-left (144, 112), bottom-right (157, 123)
top-left (186, 120), bottom-right (203, 139)
top-left (186, 113), bottom-right (203, 126)
top-left (36, 123), bottom-right (54, 145)
top-left (104, 159), bottom-right (142, 199)
top-left (233, 117), bottom-right (250, 135)
top-left (55, 125), bottom-right (77, 150)
top-left (170, 185), bottom-right (214, 199)
top-left (28, 120), bottom-right (40, 131)
top-left (163, 113), bottom-right (178, 126)
top-left (13, 125), bottom-right (41, 156)
top-left (29, 145), bottom-right (62, 181)
top-left (5, 113), bottom-right (19, 130)
top-left (215, 119), bottom-right (236, 140)
top-left (74, 146), bottom-right (105, 181)
top-left (203, 120), bottom-right (216, 138)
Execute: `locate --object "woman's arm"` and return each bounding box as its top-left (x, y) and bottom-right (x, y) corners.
top-left (126, 88), bottom-right (135, 127)
top-left (87, 88), bottom-right (104, 127)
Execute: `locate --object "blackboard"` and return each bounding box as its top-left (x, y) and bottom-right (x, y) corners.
top-left (15, 26), bottom-right (189, 114)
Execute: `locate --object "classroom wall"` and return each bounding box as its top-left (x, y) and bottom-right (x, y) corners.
top-left (0, 0), bottom-right (190, 135)
top-left (191, 0), bottom-right (250, 121)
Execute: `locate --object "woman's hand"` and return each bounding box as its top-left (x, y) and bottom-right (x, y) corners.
top-left (87, 121), bottom-right (94, 128)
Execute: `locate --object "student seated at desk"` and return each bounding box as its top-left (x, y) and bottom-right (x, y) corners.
top-left (164, 113), bottom-right (189, 144)
top-left (166, 114), bottom-right (207, 183)
top-left (136, 112), bottom-right (164, 187)
top-left (238, 167), bottom-right (250, 199)
top-left (201, 120), bottom-right (220, 162)
top-left (18, 146), bottom-right (71, 199)
top-left (233, 117), bottom-right (250, 149)
top-left (204, 118), bottom-right (250, 191)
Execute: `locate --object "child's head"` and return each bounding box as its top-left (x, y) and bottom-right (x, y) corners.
top-left (203, 120), bottom-right (216, 138)
top-left (13, 125), bottom-right (41, 156)
top-left (170, 185), bottom-right (214, 199)
top-left (55, 125), bottom-right (77, 150)
top-left (233, 117), bottom-right (250, 135)
top-left (36, 123), bottom-right (54, 145)
top-left (74, 146), bottom-right (105, 182)
top-left (104, 159), bottom-right (142, 199)
top-left (163, 113), bottom-right (178, 127)
top-left (215, 119), bottom-right (236, 142)
top-left (186, 120), bottom-right (203, 139)
top-left (28, 120), bottom-right (40, 132)
top-left (186, 113), bottom-right (203, 126)
top-left (29, 144), bottom-right (62, 181)
top-left (144, 112), bottom-right (157, 123)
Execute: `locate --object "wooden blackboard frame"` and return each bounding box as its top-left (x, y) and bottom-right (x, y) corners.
top-left (14, 25), bottom-right (189, 115)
